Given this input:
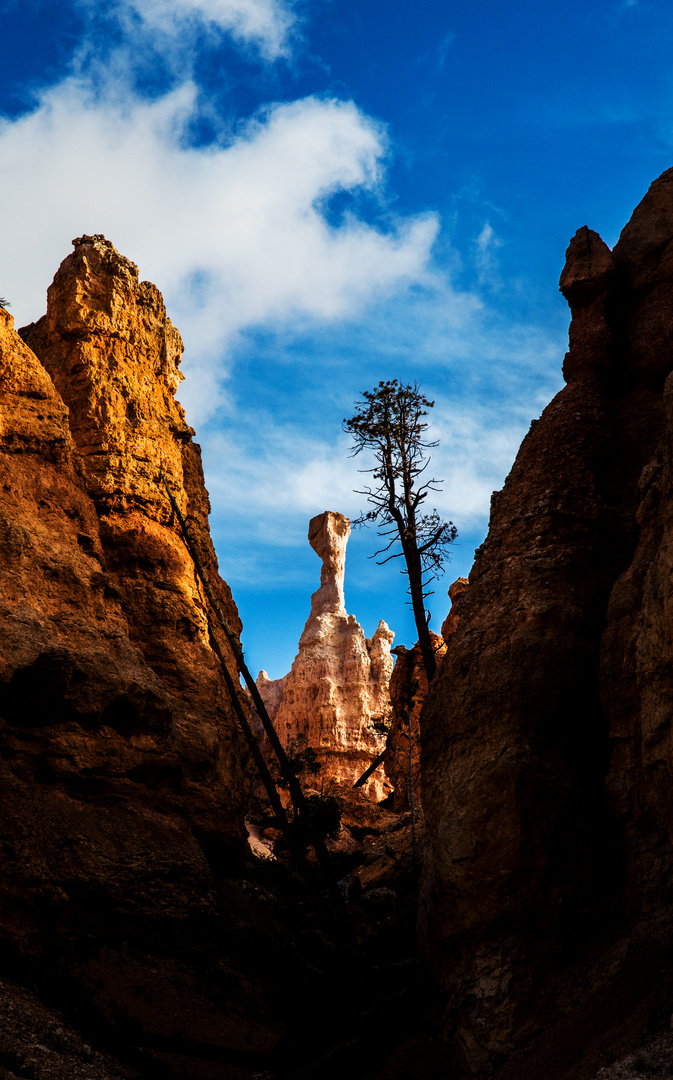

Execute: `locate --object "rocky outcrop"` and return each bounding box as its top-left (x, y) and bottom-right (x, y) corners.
top-left (440, 575), bottom-right (469, 642)
top-left (256, 511), bottom-right (394, 801)
top-left (420, 168), bottom-right (673, 1076)
top-left (16, 234), bottom-right (248, 849)
top-left (385, 633), bottom-right (445, 814)
top-left (384, 578), bottom-right (467, 814)
top-left (0, 238), bottom-right (256, 1067)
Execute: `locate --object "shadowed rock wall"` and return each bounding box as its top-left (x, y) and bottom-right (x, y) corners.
top-left (420, 168), bottom-right (673, 1076)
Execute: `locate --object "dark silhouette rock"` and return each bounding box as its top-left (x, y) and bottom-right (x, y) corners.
top-left (383, 580), bottom-right (467, 816)
top-left (385, 632), bottom-right (445, 815)
top-left (419, 167), bottom-right (673, 1076)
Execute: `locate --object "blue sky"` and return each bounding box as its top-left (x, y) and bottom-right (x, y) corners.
top-left (1, 0), bottom-right (671, 677)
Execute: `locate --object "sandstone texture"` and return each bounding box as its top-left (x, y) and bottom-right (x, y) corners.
top-left (256, 511), bottom-right (394, 801)
top-left (384, 578), bottom-right (467, 815)
top-left (0, 239), bottom-right (446, 1080)
top-left (0, 238), bottom-right (260, 1071)
top-left (16, 234), bottom-right (249, 848)
top-left (420, 167), bottom-right (673, 1076)
top-left (0, 975), bottom-right (143, 1080)
top-left (385, 632), bottom-right (445, 815)
top-left (440, 575), bottom-right (470, 643)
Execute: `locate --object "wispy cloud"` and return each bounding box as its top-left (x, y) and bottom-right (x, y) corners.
top-left (473, 222), bottom-right (503, 287)
top-left (206, 404), bottom-right (530, 541)
top-left (79, 0), bottom-right (298, 61)
top-left (199, 282), bottom-right (565, 589)
top-left (417, 29), bottom-right (456, 72)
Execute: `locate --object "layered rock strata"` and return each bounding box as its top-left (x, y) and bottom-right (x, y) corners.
top-left (256, 511), bottom-right (394, 801)
top-left (0, 238), bottom-right (255, 1065)
top-left (420, 168), bottom-right (673, 1076)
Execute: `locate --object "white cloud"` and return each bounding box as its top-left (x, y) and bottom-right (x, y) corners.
top-left (0, 4), bottom-right (568, 611)
top-left (0, 76), bottom-right (439, 422)
top-left (83, 0), bottom-right (297, 61)
top-left (0, 49), bottom-right (562, 555)
top-left (429, 406), bottom-right (527, 524)
top-left (205, 427), bottom-right (358, 532)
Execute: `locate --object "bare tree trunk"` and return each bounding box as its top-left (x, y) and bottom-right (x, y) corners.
top-left (353, 749), bottom-right (386, 788)
top-left (403, 544), bottom-right (436, 681)
top-left (408, 723), bottom-right (417, 865)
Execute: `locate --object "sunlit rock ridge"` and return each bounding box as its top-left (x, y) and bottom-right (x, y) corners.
top-left (0, 235), bottom-right (252, 1045)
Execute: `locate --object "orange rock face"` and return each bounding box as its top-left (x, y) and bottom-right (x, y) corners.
top-left (256, 511), bottom-right (394, 801)
top-left (420, 168), bottom-right (673, 1076)
top-left (0, 239), bottom-right (249, 1031)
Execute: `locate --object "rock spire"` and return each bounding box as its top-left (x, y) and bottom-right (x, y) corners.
top-left (256, 510), bottom-right (394, 801)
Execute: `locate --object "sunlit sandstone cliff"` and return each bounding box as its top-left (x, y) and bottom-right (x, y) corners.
top-left (0, 237), bottom-right (251, 1048)
top-left (420, 167), bottom-right (673, 1077)
top-left (256, 511), bottom-right (394, 801)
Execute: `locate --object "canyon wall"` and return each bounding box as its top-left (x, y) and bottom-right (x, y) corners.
top-left (385, 577), bottom-right (468, 813)
top-left (0, 237), bottom-right (256, 1062)
top-left (256, 510), bottom-right (394, 801)
top-left (20, 236), bottom-right (249, 844)
top-left (420, 167), bottom-right (673, 1077)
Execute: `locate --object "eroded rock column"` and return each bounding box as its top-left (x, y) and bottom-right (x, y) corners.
top-left (256, 511), bottom-right (394, 801)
